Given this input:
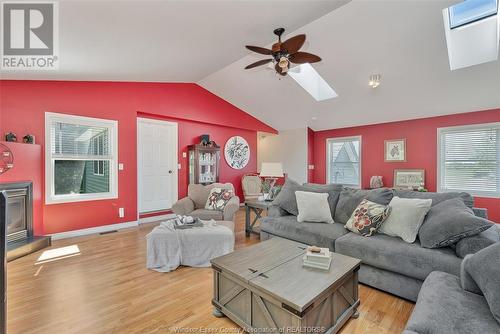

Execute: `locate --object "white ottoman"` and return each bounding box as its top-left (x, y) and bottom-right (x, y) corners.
top-left (146, 220), bottom-right (234, 272)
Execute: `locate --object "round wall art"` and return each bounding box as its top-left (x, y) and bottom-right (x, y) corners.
top-left (224, 136), bottom-right (250, 169)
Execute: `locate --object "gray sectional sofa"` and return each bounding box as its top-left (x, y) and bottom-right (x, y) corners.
top-left (404, 242), bottom-right (500, 334)
top-left (260, 183), bottom-right (493, 302)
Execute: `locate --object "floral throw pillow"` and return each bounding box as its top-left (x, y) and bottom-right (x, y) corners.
top-left (345, 199), bottom-right (391, 237)
top-left (205, 188), bottom-right (234, 211)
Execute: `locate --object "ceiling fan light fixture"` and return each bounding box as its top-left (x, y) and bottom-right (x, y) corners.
top-left (369, 74), bottom-right (381, 88)
top-left (278, 56), bottom-right (289, 69)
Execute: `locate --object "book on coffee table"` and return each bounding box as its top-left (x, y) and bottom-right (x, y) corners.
top-left (303, 246), bottom-right (332, 270)
top-left (303, 255), bottom-right (332, 270)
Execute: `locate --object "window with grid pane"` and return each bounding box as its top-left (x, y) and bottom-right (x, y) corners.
top-left (327, 136), bottom-right (361, 187)
top-left (45, 112), bottom-right (118, 204)
top-left (438, 123), bottom-right (500, 197)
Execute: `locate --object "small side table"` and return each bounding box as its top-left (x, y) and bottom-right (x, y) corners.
top-left (244, 199), bottom-right (273, 237)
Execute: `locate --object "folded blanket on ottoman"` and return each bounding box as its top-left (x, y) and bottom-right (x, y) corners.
top-left (146, 219), bottom-right (234, 272)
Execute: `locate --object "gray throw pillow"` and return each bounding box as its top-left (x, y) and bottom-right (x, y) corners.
top-left (418, 198), bottom-right (493, 248)
top-left (393, 189), bottom-right (474, 208)
top-left (463, 243), bottom-right (500, 323)
top-left (271, 179), bottom-right (342, 216)
top-left (334, 188), bottom-right (393, 224)
top-left (454, 226), bottom-right (499, 258)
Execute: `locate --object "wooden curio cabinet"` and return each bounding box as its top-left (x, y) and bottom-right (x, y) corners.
top-left (188, 144), bottom-right (220, 185)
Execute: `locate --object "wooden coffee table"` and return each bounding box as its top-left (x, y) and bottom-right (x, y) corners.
top-left (211, 238), bottom-right (361, 333)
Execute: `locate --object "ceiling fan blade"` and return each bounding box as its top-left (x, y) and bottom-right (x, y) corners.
top-left (280, 34), bottom-right (306, 53)
top-left (245, 59), bottom-right (273, 69)
top-left (245, 45), bottom-right (273, 55)
top-left (289, 52), bottom-right (322, 64)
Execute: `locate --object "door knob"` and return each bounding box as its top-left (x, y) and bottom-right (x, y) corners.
top-left (168, 170), bottom-right (173, 174)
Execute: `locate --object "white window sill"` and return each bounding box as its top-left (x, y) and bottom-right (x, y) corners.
top-left (46, 193), bottom-right (118, 205)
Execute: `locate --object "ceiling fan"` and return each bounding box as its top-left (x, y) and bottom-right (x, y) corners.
top-left (244, 28), bottom-right (322, 76)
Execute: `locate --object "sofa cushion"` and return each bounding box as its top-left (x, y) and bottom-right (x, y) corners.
top-left (189, 209), bottom-right (223, 221)
top-left (419, 198), bottom-right (493, 248)
top-left (260, 216), bottom-right (348, 250)
top-left (404, 271), bottom-right (499, 334)
top-left (460, 255), bottom-right (481, 294)
top-left (271, 179), bottom-right (342, 216)
top-left (464, 242), bottom-right (500, 323)
top-left (345, 199), bottom-right (391, 237)
top-left (335, 233), bottom-right (461, 280)
top-left (454, 225), bottom-right (499, 258)
top-left (393, 189), bottom-right (474, 208)
top-left (334, 188), bottom-right (394, 224)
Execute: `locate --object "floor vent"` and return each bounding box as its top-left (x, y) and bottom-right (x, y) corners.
top-left (99, 230), bottom-right (118, 235)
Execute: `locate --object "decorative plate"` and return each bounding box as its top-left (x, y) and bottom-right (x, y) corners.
top-left (224, 136), bottom-right (250, 169)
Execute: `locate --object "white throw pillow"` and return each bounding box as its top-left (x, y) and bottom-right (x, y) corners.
top-left (295, 191), bottom-right (334, 224)
top-left (379, 196), bottom-right (432, 243)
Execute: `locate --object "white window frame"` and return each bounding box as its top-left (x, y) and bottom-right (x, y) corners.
top-left (45, 112), bottom-right (118, 204)
top-left (91, 134), bottom-right (105, 176)
top-left (437, 122), bottom-right (500, 198)
top-left (326, 135), bottom-right (362, 188)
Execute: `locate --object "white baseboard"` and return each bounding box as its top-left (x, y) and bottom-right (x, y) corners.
top-left (49, 220), bottom-right (139, 240)
top-left (139, 213), bottom-right (176, 224)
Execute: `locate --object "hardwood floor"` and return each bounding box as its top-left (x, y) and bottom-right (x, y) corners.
top-left (7, 209), bottom-right (413, 334)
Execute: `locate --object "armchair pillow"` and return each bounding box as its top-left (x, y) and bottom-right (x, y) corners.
top-left (205, 188), bottom-right (234, 211)
top-left (463, 243), bottom-right (500, 323)
top-left (345, 199), bottom-right (391, 237)
top-left (295, 191), bottom-right (333, 223)
top-left (378, 197), bottom-right (432, 243)
top-left (418, 198), bottom-right (493, 248)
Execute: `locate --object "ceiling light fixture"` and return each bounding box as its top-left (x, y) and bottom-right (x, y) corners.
top-left (278, 56), bottom-right (289, 69)
top-left (369, 74), bottom-right (381, 88)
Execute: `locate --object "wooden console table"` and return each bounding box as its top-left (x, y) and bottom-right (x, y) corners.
top-left (244, 199), bottom-right (272, 237)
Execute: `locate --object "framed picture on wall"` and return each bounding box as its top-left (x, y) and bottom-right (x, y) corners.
top-left (385, 139), bottom-right (406, 162)
top-left (394, 169), bottom-right (425, 189)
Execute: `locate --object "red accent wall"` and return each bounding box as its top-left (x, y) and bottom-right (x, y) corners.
top-left (307, 127), bottom-right (315, 183)
top-left (137, 112), bottom-right (257, 200)
top-left (0, 80), bottom-right (275, 234)
top-left (313, 108), bottom-right (500, 223)
top-left (0, 142), bottom-right (44, 235)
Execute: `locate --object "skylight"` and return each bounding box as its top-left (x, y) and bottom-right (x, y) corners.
top-left (288, 63), bottom-right (338, 102)
top-left (449, 0), bottom-right (498, 29)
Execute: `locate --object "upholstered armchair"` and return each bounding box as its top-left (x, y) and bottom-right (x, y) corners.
top-left (172, 183), bottom-right (240, 222)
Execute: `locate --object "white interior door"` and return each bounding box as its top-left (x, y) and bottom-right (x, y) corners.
top-left (137, 118), bottom-right (178, 213)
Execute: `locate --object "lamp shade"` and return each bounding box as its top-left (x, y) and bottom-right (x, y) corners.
top-left (259, 162), bottom-right (284, 178)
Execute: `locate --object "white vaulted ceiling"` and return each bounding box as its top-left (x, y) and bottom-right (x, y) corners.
top-left (199, 0), bottom-right (500, 131)
top-left (2, 0), bottom-right (499, 131)
top-left (0, 0), bottom-right (348, 82)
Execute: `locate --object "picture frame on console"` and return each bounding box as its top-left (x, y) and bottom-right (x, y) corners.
top-left (384, 139), bottom-right (406, 162)
top-left (393, 169), bottom-right (425, 189)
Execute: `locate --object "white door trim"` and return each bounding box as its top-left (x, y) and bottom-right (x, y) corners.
top-left (137, 117), bottom-right (178, 219)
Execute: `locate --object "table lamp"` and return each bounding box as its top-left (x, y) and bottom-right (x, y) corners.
top-left (259, 162), bottom-right (284, 201)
